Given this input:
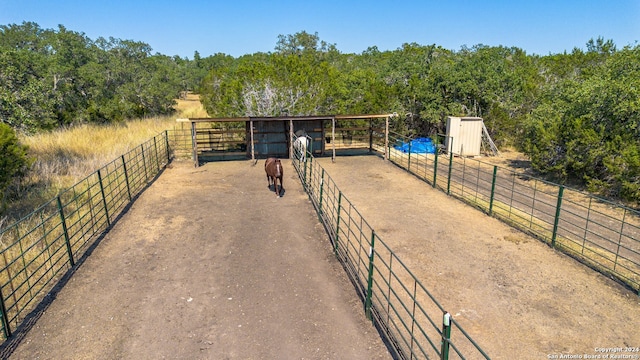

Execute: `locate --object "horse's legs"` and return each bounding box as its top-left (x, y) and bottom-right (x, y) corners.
top-left (277, 176), bottom-right (283, 197)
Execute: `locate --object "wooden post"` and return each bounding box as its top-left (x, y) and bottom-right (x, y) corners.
top-left (332, 116), bottom-right (336, 162)
top-left (385, 116), bottom-right (389, 161)
top-left (191, 121), bottom-right (198, 167)
top-left (250, 119), bottom-right (255, 161)
top-left (369, 118), bottom-right (373, 152)
top-left (289, 119), bottom-right (294, 159)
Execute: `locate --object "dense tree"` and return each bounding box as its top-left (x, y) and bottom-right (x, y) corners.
top-left (2, 22), bottom-right (639, 203)
top-left (524, 43), bottom-right (640, 202)
top-left (0, 123), bottom-right (31, 210)
top-left (0, 22), bottom-right (185, 131)
top-left (201, 32), bottom-right (341, 117)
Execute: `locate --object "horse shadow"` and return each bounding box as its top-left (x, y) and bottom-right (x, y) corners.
top-left (267, 184), bottom-right (286, 196)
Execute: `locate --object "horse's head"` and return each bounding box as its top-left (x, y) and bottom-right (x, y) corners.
top-left (274, 159), bottom-right (282, 177)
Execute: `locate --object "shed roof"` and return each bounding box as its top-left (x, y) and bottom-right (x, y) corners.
top-left (177, 114), bottom-right (395, 123)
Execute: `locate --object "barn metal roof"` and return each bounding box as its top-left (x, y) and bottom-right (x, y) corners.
top-left (177, 114), bottom-right (396, 123)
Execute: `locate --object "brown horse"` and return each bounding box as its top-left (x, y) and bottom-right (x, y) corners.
top-left (265, 157), bottom-right (284, 197)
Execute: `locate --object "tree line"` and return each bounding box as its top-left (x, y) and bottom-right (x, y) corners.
top-left (1, 24), bottom-right (639, 205)
top-left (199, 33), bottom-right (640, 204)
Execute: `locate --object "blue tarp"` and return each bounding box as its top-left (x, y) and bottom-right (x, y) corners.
top-left (394, 137), bottom-right (436, 154)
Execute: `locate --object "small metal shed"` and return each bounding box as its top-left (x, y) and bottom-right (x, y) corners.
top-left (445, 116), bottom-right (484, 157)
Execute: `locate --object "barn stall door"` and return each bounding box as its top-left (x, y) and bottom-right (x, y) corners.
top-left (291, 120), bottom-right (325, 156)
top-left (249, 120), bottom-right (289, 159)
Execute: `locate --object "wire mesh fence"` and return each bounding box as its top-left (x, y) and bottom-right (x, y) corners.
top-left (384, 132), bottom-right (640, 294)
top-left (293, 135), bottom-right (491, 359)
top-left (2, 124), bottom-right (637, 354)
top-left (0, 131), bottom-right (171, 340)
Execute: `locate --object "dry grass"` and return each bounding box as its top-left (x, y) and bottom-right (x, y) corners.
top-left (0, 97), bottom-right (211, 330)
top-left (175, 92), bottom-right (209, 118)
top-left (5, 94), bottom-right (208, 221)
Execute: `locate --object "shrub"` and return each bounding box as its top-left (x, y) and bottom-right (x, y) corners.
top-left (0, 123), bottom-right (31, 210)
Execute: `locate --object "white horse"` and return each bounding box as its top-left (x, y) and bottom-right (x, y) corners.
top-left (293, 135), bottom-right (310, 162)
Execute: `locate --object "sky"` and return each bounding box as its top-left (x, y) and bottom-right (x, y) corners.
top-left (1, 0), bottom-right (638, 59)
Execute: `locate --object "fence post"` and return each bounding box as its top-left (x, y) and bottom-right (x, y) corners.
top-left (303, 154), bottom-right (308, 189)
top-left (141, 144), bottom-right (148, 182)
top-left (153, 136), bottom-right (160, 173)
top-left (318, 168), bottom-right (325, 216)
top-left (489, 166), bottom-right (498, 215)
top-left (308, 156), bottom-right (314, 193)
top-left (122, 155), bottom-right (132, 201)
top-left (97, 170), bottom-right (111, 227)
top-left (165, 130), bottom-right (171, 163)
top-left (433, 149), bottom-right (438, 188)
top-left (551, 185), bottom-right (564, 248)
top-left (56, 196), bottom-right (75, 267)
top-left (334, 191), bottom-right (343, 255)
top-left (365, 230), bottom-right (376, 320)
top-left (614, 208), bottom-right (627, 271)
top-left (440, 312), bottom-right (452, 360)
top-left (0, 285), bottom-right (10, 338)
top-left (447, 152), bottom-right (453, 195)
top-left (407, 140), bottom-right (412, 172)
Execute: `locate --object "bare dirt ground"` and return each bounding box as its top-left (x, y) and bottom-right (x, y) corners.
top-left (4, 154), bottom-right (640, 360)
top-left (315, 155), bottom-right (640, 360)
top-left (3, 159), bottom-right (393, 359)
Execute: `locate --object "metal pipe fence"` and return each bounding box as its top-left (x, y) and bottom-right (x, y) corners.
top-left (293, 135), bottom-right (491, 359)
top-left (384, 131), bottom-right (640, 294)
top-left (0, 131), bottom-right (171, 340)
top-left (5, 124), bottom-right (634, 353)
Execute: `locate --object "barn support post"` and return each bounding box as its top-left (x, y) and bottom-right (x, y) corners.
top-left (368, 119), bottom-right (373, 153)
top-left (385, 116), bottom-right (389, 161)
top-left (191, 121), bottom-right (198, 167)
top-left (332, 116), bottom-right (336, 162)
top-left (249, 119), bottom-right (255, 161)
top-left (289, 119), bottom-right (294, 160)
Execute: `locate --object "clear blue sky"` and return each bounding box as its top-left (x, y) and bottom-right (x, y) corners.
top-left (1, 0), bottom-right (638, 58)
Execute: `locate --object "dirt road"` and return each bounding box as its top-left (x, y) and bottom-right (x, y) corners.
top-left (4, 154), bottom-right (640, 360)
top-left (4, 159), bottom-right (392, 359)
